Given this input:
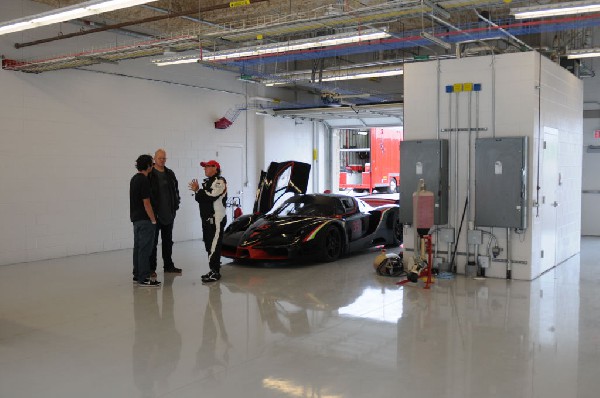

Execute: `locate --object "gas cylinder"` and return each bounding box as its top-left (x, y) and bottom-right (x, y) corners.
top-left (413, 179), bottom-right (434, 236)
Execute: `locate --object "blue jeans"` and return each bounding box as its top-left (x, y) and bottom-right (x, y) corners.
top-left (133, 220), bottom-right (156, 282)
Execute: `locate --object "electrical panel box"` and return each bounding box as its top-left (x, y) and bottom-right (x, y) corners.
top-left (467, 229), bottom-right (483, 245)
top-left (475, 137), bottom-right (528, 229)
top-left (399, 139), bottom-right (449, 225)
top-left (438, 227), bottom-right (455, 243)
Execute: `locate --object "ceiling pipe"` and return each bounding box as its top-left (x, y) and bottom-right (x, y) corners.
top-left (14, 0), bottom-right (269, 49)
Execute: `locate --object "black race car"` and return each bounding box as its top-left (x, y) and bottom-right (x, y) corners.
top-left (222, 160), bottom-right (401, 263)
top-left (222, 193), bottom-right (402, 262)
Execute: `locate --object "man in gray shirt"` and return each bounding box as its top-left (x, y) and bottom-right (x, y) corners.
top-left (149, 149), bottom-right (181, 274)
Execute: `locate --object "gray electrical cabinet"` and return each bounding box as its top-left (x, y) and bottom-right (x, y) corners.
top-left (475, 136), bottom-right (528, 229)
top-left (399, 139), bottom-right (449, 225)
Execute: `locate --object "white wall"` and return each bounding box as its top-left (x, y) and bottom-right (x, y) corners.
top-left (581, 52), bottom-right (600, 235)
top-left (404, 52), bottom-right (582, 280)
top-left (581, 116), bottom-right (600, 235)
top-left (262, 117), bottom-right (328, 193)
top-left (0, 1), bottom-right (315, 266)
top-left (0, 63), bottom-right (269, 265)
top-left (541, 57), bottom-right (583, 269)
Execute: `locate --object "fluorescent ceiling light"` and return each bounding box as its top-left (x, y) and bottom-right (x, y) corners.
top-left (154, 57), bottom-right (198, 66)
top-left (0, 0), bottom-right (157, 36)
top-left (205, 30), bottom-right (390, 61)
top-left (30, 9), bottom-right (91, 24)
top-left (154, 29), bottom-right (390, 66)
top-left (511, 1), bottom-right (600, 19)
top-left (567, 48), bottom-right (600, 59)
top-left (320, 69), bottom-right (404, 81)
top-left (264, 82), bottom-right (286, 87)
top-left (263, 66), bottom-right (403, 86)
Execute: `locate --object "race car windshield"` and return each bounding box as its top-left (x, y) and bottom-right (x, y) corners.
top-left (271, 201), bottom-right (333, 217)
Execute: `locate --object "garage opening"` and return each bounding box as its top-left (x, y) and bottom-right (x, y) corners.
top-left (337, 127), bottom-right (403, 193)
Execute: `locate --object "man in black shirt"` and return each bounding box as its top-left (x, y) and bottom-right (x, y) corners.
top-left (149, 149), bottom-right (181, 274)
top-left (130, 154), bottom-right (160, 287)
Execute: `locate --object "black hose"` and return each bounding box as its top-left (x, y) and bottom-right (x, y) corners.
top-left (451, 197), bottom-right (469, 273)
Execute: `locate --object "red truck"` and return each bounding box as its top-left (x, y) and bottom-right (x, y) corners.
top-left (339, 127), bottom-right (403, 193)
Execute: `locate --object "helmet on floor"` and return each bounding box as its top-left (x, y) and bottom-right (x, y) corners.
top-left (373, 251), bottom-right (404, 277)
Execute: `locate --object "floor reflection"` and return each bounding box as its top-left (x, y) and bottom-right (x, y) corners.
top-left (196, 283), bottom-right (231, 380)
top-left (132, 274), bottom-right (181, 398)
top-left (1, 239), bottom-right (599, 398)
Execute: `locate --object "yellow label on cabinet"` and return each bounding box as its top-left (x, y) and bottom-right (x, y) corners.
top-left (230, 0), bottom-right (250, 7)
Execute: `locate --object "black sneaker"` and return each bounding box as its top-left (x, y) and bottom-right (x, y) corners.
top-left (164, 266), bottom-right (182, 273)
top-left (200, 271), bottom-right (218, 279)
top-left (133, 276), bottom-right (138, 283)
top-left (201, 271), bottom-right (221, 283)
top-left (138, 279), bottom-right (161, 287)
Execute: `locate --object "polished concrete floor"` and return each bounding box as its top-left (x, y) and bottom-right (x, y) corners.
top-left (1, 237), bottom-right (600, 398)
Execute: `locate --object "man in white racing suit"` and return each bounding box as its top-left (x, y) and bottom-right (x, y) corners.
top-left (189, 160), bottom-right (228, 283)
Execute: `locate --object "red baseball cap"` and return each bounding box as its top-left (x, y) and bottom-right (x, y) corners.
top-left (200, 160), bottom-right (220, 169)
